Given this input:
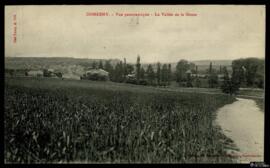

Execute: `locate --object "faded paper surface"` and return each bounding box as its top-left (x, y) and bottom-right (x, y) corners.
top-left (4, 5), bottom-right (266, 164)
top-left (5, 5), bottom-right (265, 63)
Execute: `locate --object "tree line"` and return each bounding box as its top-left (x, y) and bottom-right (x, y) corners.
top-left (88, 56), bottom-right (264, 95)
top-left (89, 56), bottom-right (173, 86)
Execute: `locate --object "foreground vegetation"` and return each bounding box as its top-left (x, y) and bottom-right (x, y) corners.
top-left (5, 78), bottom-right (237, 163)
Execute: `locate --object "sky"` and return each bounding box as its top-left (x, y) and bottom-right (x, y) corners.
top-left (5, 5), bottom-right (265, 63)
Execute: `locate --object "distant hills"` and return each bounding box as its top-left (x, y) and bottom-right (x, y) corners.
top-left (191, 60), bottom-right (232, 72)
top-left (141, 60), bottom-right (232, 73)
top-left (5, 57), bottom-right (232, 73)
top-left (191, 60), bottom-right (232, 66)
top-left (5, 57), bottom-right (121, 70)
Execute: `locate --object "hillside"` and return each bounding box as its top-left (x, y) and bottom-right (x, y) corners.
top-left (5, 57), bottom-right (232, 74)
top-left (4, 57), bottom-right (121, 70)
top-left (141, 60), bottom-right (232, 73)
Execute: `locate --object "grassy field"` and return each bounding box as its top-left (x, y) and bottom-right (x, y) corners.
top-left (237, 88), bottom-right (264, 112)
top-left (238, 88), bottom-right (264, 98)
top-left (254, 99), bottom-right (265, 112)
top-left (5, 77), bottom-right (238, 163)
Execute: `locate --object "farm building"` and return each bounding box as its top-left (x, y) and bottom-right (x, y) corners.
top-left (82, 68), bottom-right (109, 81)
top-left (126, 73), bottom-right (136, 79)
top-left (191, 74), bottom-right (197, 77)
top-left (27, 70), bottom-right (44, 77)
top-left (217, 74), bottom-right (232, 81)
top-left (185, 70), bottom-right (192, 74)
top-left (218, 74), bottom-right (224, 79)
top-left (48, 69), bottom-right (54, 73)
top-left (186, 70), bottom-right (207, 78)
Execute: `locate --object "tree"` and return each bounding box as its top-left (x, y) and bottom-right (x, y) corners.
top-left (92, 61), bottom-right (97, 69)
top-left (230, 68), bottom-right (241, 93)
top-left (221, 67), bottom-right (239, 95)
top-left (186, 72), bottom-right (193, 87)
top-left (43, 69), bottom-right (51, 77)
top-left (168, 64), bottom-right (172, 84)
top-left (231, 60), bottom-right (245, 87)
top-left (232, 58), bottom-right (264, 88)
top-left (123, 58), bottom-right (128, 76)
top-left (126, 64), bottom-right (134, 75)
top-left (194, 65), bottom-right (200, 87)
top-left (195, 78), bottom-right (201, 87)
top-left (208, 62), bottom-right (218, 88)
top-left (189, 63), bottom-right (196, 72)
top-left (113, 61), bottom-right (124, 82)
top-left (146, 64), bottom-right (155, 85)
top-left (104, 60), bottom-right (113, 80)
top-left (208, 73), bottom-right (218, 88)
top-left (254, 61), bottom-right (264, 88)
top-left (175, 59), bottom-right (190, 84)
top-left (243, 58), bottom-right (258, 87)
top-left (119, 61), bottom-right (124, 82)
top-left (98, 60), bottom-right (103, 69)
top-left (221, 67), bottom-right (230, 93)
top-left (136, 55), bottom-right (141, 84)
top-left (140, 67), bottom-right (145, 80)
top-left (161, 64), bottom-right (168, 84)
top-left (255, 59), bottom-right (264, 88)
top-left (156, 62), bottom-right (161, 86)
top-left (208, 62), bottom-right (213, 74)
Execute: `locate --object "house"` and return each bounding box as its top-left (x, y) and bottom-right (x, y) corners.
top-left (48, 69), bottom-right (54, 73)
top-left (27, 70), bottom-right (43, 77)
top-left (185, 70), bottom-right (192, 74)
top-left (218, 74), bottom-right (224, 79)
top-left (126, 73), bottom-right (136, 79)
top-left (186, 70), bottom-right (207, 78)
top-left (217, 74), bottom-right (232, 81)
top-left (191, 74), bottom-right (197, 77)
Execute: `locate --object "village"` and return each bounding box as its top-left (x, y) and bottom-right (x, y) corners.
top-left (6, 55), bottom-right (264, 94)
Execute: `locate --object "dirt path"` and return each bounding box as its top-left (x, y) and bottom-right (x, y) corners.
top-left (216, 98), bottom-right (264, 163)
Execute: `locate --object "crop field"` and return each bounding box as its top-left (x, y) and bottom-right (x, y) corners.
top-left (5, 77), bottom-right (237, 163)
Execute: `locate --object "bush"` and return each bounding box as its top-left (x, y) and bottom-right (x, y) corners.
top-left (82, 74), bottom-right (107, 81)
top-left (125, 78), bottom-right (137, 85)
top-left (139, 79), bottom-right (148, 85)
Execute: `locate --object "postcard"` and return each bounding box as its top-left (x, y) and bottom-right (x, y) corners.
top-left (4, 5), bottom-right (266, 164)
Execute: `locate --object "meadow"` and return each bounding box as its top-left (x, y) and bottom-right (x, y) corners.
top-left (5, 77), bottom-right (237, 163)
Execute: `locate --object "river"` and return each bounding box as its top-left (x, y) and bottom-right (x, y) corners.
top-left (216, 98), bottom-right (264, 163)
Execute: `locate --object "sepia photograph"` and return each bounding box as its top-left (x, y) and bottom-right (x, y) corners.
top-left (4, 5), bottom-right (266, 164)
